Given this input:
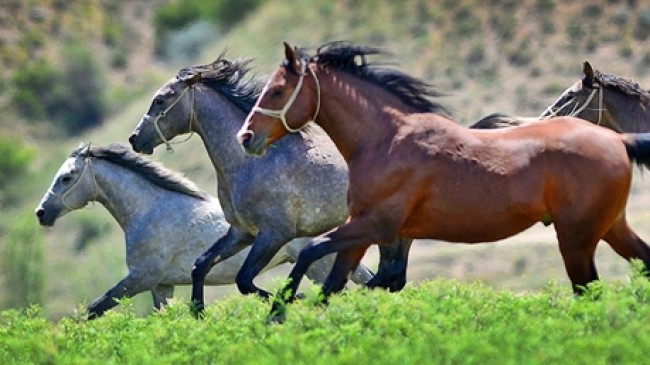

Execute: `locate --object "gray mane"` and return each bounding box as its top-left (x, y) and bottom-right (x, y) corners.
top-left (594, 71), bottom-right (650, 104)
top-left (72, 143), bottom-right (209, 201)
top-left (177, 54), bottom-right (265, 113)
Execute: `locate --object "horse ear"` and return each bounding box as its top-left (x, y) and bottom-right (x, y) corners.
top-left (82, 142), bottom-right (92, 158)
top-left (283, 41), bottom-right (300, 72)
top-left (582, 61), bottom-right (595, 88)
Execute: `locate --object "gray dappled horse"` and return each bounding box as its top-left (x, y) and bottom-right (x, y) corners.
top-left (128, 56), bottom-right (412, 313)
top-left (35, 143), bottom-right (370, 318)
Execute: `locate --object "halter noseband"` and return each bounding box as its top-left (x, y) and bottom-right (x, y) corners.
top-left (540, 86), bottom-right (603, 125)
top-left (252, 60), bottom-right (321, 133)
top-left (144, 84), bottom-right (197, 153)
top-left (47, 156), bottom-right (99, 211)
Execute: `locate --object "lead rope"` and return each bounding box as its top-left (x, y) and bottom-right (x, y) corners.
top-left (150, 86), bottom-right (196, 153)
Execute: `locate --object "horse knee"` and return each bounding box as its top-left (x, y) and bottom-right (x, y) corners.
top-left (192, 252), bottom-right (216, 282)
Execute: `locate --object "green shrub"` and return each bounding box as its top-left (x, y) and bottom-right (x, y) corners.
top-left (11, 60), bottom-right (59, 121)
top-left (535, 0), bottom-right (555, 12)
top-left (633, 7), bottom-right (650, 40)
top-left (153, 0), bottom-right (263, 56)
top-left (0, 136), bottom-right (35, 192)
top-left (2, 212), bottom-right (45, 309)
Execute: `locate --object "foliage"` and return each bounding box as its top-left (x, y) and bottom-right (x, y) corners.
top-left (1, 276), bottom-right (650, 364)
top-left (0, 136), bottom-right (35, 206)
top-left (153, 0), bottom-right (263, 57)
top-left (10, 41), bottom-right (106, 134)
top-left (633, 7), bottom-right (650, 40)
top-left (1, 212), bottom-right (44, 309)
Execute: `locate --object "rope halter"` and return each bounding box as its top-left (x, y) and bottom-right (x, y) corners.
top-left (252, 60), bottom-right (321, 133)
top-left (540, 86), bottom-right (603, 125)
top-left (143, 85), bottom-right (197, 153)
top-left (47, 156), bottom-right (99, 211)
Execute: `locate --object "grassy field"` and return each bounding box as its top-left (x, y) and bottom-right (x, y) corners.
top-left (2, 270), bottom-right (650, 364)
top-left (3, 0), bottom-right (650, 322)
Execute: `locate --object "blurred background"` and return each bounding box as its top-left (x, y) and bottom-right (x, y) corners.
top-left (1, 0), bottom-right (650, 319)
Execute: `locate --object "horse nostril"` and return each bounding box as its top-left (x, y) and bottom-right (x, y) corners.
top-left (239, 131), bottom-right (253, 148)
top-left (128, 133), bottom-right (138, 147)
top-left (35, 208), bottom-right (45, 218)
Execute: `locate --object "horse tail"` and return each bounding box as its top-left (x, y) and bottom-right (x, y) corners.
top-left (623, 133), bottom-right (650, 170)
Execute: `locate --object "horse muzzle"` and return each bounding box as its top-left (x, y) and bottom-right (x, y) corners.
top-left (35, 206), bottom-right (57, 227)
top-left (128, 132), bottom-right (155, 155)
top-left (237, 129), bottom-right (268, 156)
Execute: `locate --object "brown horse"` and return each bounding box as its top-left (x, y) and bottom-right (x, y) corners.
top-left (471, 61), bottom-right (650, 131)
top-left (238, 42), bottom-right (650, 318)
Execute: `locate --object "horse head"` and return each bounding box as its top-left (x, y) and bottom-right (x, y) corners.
top-left (129, 71), bottom-right (201, 154)
top-left (35, 143), bottom-right (98, 226)
top-left (238, 42), bottom-right (320, 156)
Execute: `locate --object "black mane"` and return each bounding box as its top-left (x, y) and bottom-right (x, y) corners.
top-left (297, 41), bottom-right (450, 116)
top-left (594, 71), bottom-right (650, 104)
top-left (72, 143), bottom-right (209, 201)
top-left (177, 54), bottom-right (265, 112)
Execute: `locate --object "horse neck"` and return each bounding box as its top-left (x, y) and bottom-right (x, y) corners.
top-left (92, 159), bottom-right (161, 229)
top-left (315, 70), bottom-right (402, 161)
top-left (598, 88), bottom-right (650, 133)
top-left (191, 87), bottom-right (251, 174)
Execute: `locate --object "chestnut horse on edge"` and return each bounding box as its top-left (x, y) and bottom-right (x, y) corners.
top-left (238, 42), bottom-right (650, 320)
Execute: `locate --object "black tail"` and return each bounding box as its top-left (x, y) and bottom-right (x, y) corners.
top-left (624, 133), bottom-right (650, 170)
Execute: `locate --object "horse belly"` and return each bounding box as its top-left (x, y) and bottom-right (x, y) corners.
top-left (401, 198), bottom-right (541, 243)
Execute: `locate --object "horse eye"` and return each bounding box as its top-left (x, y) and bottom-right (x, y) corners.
top-left (271, 88), bottom-right (284, 98)
top-left (154, 98), bottom-right (164, 105)
top-left (61, 176), bottom-right (72, 183)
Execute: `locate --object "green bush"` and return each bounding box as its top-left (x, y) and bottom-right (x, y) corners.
top-left (0, 136), bottom-right (35, 193)
top-left (153, 0), bottom-right (262, 56)
top-left (633, 7), bottom-right (650, 40)
top-left (2, 212), bottom-right (44, 309)
top-left (11, 60), bottom-right (59, 120)
top-left (11, 42), bottom-right (107, 133)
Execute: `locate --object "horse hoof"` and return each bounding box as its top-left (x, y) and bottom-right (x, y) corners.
top-left (189, 300), bottom-right (205, 320)
top-left (266, 311), bottom-right (286, 325)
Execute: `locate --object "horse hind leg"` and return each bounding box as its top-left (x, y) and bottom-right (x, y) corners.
top-left (366, 237), bottom-right (413, 292)
top-left (555, 224), bottom-right (600, 294)
top-left (602, 217), bottom-right (650, 276)
top-left (151, 284), bottom-right (174, 310)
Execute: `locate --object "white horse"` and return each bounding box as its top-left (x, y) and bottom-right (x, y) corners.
top-left (35, 143), bottom-right (373, 318)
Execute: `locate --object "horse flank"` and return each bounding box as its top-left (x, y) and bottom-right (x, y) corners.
top-left (72, 143), bottom-right (209, 201)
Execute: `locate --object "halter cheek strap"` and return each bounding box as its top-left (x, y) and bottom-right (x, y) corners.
top-left (252, 61), bottom-right (321, 133)
top-left (541, 87), bottom-right (603, 125)
top-left (144, 85), bottom-right (196, 153)
top-left (47, 158), bottom-right (99, 211)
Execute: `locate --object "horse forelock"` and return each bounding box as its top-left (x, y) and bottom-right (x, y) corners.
top-left (296, 41), bottom-right (450, 116)
top-left (594, 71), bottom-right (650, 104)
top-left (72, 143), bottom-right (209, 201)
top-left (177, 54), bottom-right (265, 113)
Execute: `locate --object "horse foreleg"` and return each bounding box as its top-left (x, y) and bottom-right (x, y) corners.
top-left (151, 284), bottom-right (174, 310)
top-left (236, 231), bottom-right (294, 298)
top-left (366, 237), bottom-right (413, 292)
top-left (269, 217), bottom-right (387, 322)
top-left (191, 226), bottom-right (255, 316)
top-left (321, 246), bottom-right (370, 300)
top-left (88, 272), bottom-right (155, 319)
